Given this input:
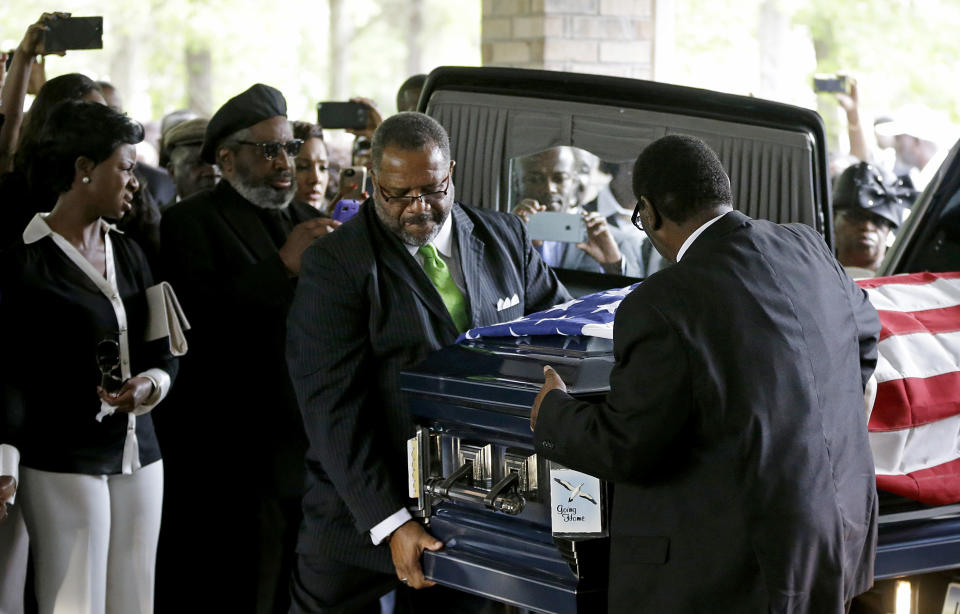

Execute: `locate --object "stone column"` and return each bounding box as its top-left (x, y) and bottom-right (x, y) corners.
top-left (328, 0), bottom-right (353, 100)
top-left (482, 0), bottom-right (656, 80)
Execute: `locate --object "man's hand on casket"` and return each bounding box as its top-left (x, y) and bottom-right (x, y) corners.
top-left (389, 520), bottom-right (443, 589)
top-left (531, 365), bottom-right (567, 430)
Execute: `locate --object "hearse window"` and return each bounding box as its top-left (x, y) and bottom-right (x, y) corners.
top-left (908, 187), bottom-right (960, 272)
top-left (507, 146), bottom-right (666, 282)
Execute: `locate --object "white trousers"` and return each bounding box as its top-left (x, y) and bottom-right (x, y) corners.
top-left (19, 461), bottom-right (163, 614)
top-left (0, 501), bottom-right (29, 614)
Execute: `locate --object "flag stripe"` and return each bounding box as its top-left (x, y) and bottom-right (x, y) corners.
top-left (580, 322), bottom-right (614, 339)
top-left (873, 330), bottom-right (960, 383)
top-left (875, 305), bottom-right (960, 341)
top-left (857, 271), bottom-right (960, 290)
top-left (869, 371), bottom-right (960, 431)
top-left (863, 276), bottom-right (960, 312)
top-left (876, 456), bottom-right (960, 506)
top-left (870, 412), bottom-right (960, 474)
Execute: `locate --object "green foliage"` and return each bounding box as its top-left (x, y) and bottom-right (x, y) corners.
top-left (673, 0), bottom-right (959, 153)
top-left (1, 0), bottom-right (479, 124)
top-left (795, 0), bottom-right (960, 151)
top-left (3, 0), bottom-right (953, 156)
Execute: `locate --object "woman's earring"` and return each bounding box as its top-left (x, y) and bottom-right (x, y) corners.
top-left (82, 177), bottom-right (91, 184)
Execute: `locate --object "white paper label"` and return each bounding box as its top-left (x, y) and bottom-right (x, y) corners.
top-left (406, 437), bottom-right (419, 499)
top-left (550, 466), bottom-right (602, 534)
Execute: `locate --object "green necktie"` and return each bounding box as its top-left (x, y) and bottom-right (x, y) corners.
top-left (419, 243), bottom-right (470, 332)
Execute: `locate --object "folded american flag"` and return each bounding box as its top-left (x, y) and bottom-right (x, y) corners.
top-left (463, 273), bottom-right (960, 505)
top-left (459, 284), bottom-right (641, 341)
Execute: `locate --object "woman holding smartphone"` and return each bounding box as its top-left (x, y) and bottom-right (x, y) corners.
top-left (292, 120), bottom-right (365, 225)
top-left (0, 100), bottom-right (177, 613)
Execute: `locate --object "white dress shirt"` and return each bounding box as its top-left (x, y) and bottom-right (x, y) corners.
top-left (676, 212), bottom-right (728, 262)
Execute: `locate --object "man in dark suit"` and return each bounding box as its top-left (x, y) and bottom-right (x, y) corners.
top-left (286, 112), bottom-right (570, 613)
top-left (531, 134), bottom-right (881, 613)
top-left (159, 84), bottom-right (337, 613)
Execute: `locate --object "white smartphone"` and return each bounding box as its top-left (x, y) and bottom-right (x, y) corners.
top-left (526, 211), bottom-right (587, 243)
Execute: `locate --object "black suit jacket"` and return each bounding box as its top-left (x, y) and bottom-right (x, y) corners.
top-left (535, 211), bottom-right (881, 614)
top-left (287, 199), bottom-right (570, 571)
top-left (159, 181), bottom-right (321, 495)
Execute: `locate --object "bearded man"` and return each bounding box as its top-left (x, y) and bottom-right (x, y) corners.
top-left (159, 84), bottom-right (337, 613)
top-left (285, 112), bottom-right (569, 612)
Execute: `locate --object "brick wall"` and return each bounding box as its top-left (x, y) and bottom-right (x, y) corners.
top-left (482, 0), bottom-right (655, 80)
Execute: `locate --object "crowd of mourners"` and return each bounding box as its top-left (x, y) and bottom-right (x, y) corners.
top-left (0, 13), bottom-right (434, 614)
top-left (0, 10), bottom-right (945, 614)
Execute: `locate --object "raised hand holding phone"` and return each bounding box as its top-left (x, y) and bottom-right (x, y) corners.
top-left (43, 16), bottom-right (103, 53)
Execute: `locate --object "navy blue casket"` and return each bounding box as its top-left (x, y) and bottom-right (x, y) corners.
top-left (401, 335), bottom-right (615, 614)
top-left (400, 329), bottom-right (960, 613)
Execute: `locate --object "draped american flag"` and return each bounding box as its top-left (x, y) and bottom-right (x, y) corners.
top-left (462, 273), bottom-right (960, 506)
top-left (858, 272), bottom-right (960, 505)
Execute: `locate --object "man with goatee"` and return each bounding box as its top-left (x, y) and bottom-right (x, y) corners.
top-left (160, 84), bottom-right (336, 613)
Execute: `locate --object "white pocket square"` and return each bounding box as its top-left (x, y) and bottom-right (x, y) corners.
top-left (497, 294), bottom-right (520, 311)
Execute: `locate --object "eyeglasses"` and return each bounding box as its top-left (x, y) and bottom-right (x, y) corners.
top-left (631, 201), bottom-right (644, 231)
top-left (96, 339), bottom-right (123, 393)
top-left (632, 196), bottom-right (660, 233)
top-left (236, 139), bottom-right (304, 160)
top-left (377, 174), bottom-right (451, 207)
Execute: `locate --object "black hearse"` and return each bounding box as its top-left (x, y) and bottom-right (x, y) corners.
top-left (400, 66), bottom-right (960, 613)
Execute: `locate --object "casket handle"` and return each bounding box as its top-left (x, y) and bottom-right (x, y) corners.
top-left (485, 472), bottom-right (524, 514)
top-left (435, 462), bottom-right (472, 497)
top-left (424, 462), bottom-right (526, 515)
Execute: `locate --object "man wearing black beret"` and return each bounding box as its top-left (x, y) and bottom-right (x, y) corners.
top-left (158, 84), bottom-right (338, 613)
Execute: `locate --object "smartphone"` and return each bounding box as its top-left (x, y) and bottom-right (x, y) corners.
top-left (4, 50), bottom-right (13, 71)
top-left (317, 101), bottom-right (370, 130)
top-left (332, 199), bottom-right (362, 223)
top-left (527, 211), bottom-right (587, 243)
top-left (813, 74), bottom-right (847, 93)
top-left (338, 166), bottom-right (367, 199)
top-left (44, 16), bottom-right (103, 53)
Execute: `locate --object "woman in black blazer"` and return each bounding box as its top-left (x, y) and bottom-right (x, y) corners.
top-left (0, 100), bottom-right (177, 614)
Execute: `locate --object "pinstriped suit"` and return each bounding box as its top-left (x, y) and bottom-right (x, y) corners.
top-left (286, 199), bottom-right (569, 581)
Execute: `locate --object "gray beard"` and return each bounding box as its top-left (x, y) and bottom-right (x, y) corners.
top-left (227, 176), bottom-right (295, 210)
top-left (374, 199), bottom-right (448, 247)
top-left (401, 216), bottom-right (444, 246)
